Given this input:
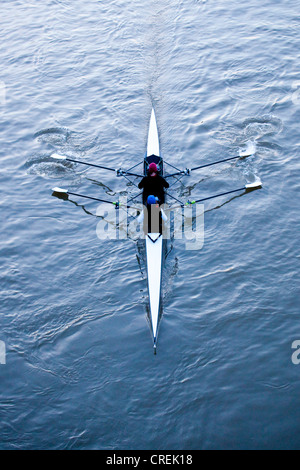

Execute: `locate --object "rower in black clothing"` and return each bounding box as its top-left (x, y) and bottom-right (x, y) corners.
top-left (138, 162), bottom-right (169, 205)
top-left (138, 162), bottom-right (169, 233)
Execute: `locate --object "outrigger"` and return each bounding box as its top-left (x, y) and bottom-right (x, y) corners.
top-left (51, 108), bottom-right (262, 352)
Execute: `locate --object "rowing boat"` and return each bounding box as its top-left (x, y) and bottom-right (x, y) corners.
top-left (144, 109), bottom-right (164, 352)
top-left (50, 109), bottom-right (262, 353)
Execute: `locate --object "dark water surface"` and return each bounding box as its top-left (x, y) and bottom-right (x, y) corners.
top-left (1, 0), bottom-right (300, 450)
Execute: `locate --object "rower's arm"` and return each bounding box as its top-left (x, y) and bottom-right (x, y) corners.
top-left (138, 178), bottom-right (146, 189)
top-left (162, 177), bottom-right (170, 189)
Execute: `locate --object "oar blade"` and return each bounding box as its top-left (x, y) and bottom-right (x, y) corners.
top-left (51, 153), bottom-right (67, 160)
top-left (52, 187), bottom-right (68, 193)
top-left (52, 187), bottom-right (69, 200)
top-left (245, 181), bottom-right (262, 191)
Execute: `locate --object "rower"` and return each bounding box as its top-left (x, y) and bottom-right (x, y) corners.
top-left (138, 162), bottom-right (169, 206)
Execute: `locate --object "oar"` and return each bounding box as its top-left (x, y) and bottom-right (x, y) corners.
top-left (51, 154), bottom-right (143, 178)
top-left (165, 153), bottom-right (253, 178)
top-left (52, 187), bottom-right (120, 207)
top-left (185, 182), bottom-right (262, 205)
top-left (51, 187), bottom-right (141, 210)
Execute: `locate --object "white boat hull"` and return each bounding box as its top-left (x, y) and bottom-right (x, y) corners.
top-left (147, 109), bottom-right (160, 157)
top-left (145, 109), bottom-right (163, 349)
top-left (146, 233), bottom-right (163, 346)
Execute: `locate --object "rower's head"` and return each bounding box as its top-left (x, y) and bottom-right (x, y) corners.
top-left (148, 162), bottom-right (158, 177)
top-left (147, 195), bottom-right (157, 205)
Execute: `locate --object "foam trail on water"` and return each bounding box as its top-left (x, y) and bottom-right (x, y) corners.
top-left (240, 140), bottom-right (257, 157)
top-left (239, 140), bottom-right (261, 184)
